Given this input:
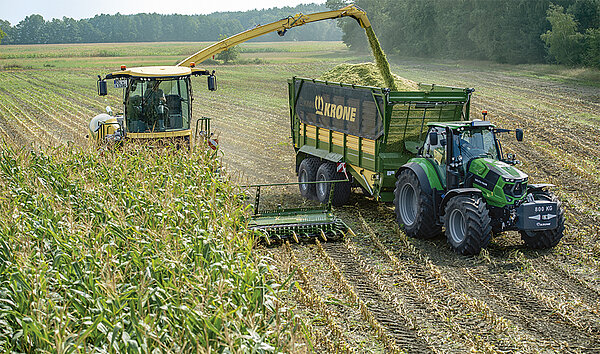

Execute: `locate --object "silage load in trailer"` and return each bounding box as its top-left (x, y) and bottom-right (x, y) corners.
top-left (319, 63), bottom-right (418, 91)
top-left (293, 80), bottom-right (385, 140)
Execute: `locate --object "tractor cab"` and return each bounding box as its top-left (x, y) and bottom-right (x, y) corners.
top-left (91, 65), bottom-right (216, 145)
top-left (421, 120), bottom-right (525, 196)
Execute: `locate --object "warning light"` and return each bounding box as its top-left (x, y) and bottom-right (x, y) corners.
top-left (120, 65), bottom-right (126, 71)
top-left (190, 62), bottom-right (195, 68)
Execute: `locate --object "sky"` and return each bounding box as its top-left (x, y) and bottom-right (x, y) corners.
top-left (0, 0), bottom-right (327, 25)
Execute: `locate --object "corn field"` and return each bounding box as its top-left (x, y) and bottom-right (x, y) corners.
top-left (0, 144), bottom-right (299, 352)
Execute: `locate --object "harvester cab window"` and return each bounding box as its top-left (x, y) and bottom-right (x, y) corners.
top-left (125, 78), bottom-right (190, 133)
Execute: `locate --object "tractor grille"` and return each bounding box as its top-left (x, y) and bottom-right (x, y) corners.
top-left (503, 181), bottom-right (526, 198)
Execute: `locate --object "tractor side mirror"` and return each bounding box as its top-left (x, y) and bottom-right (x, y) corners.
top-left (208, 73), bottom-right (217, 91)
top-left (516, 129), bottom-right (524, 142)
top-left (429, 131), bottom-right (438, 146)
top-left (97, 79), bottom-right (107, 96)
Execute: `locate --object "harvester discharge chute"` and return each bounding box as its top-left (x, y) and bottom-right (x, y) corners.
top-left (243, 180), bottom-right (352, 245)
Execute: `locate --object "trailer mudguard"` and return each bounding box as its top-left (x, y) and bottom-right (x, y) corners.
top-left (298, 145), bottom-right (344, 163)
top-left (439, 188), bottom-right (483, 216)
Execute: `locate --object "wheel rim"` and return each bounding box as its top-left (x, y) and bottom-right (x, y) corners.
top-left (299, 169), bottom-right (309, 193)
top-left (399, 183), bottom-right (417, 226)
top-left (448, 208), bottom-right (467, 244)
top-left (317, 173), bottom-right (329, 200)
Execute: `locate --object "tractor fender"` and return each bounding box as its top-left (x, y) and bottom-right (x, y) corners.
top-left (439, 188), bottom-right (483, 216)
top-left (396, 163), bottom-right (432, 195)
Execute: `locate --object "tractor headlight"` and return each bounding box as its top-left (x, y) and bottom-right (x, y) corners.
top-left (503, 177), bottom-right (516, 183)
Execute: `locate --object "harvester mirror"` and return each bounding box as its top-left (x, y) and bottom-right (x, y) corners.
top-left (208, 73), bottom-right (217, 91)
top-left (516, 129), bottom-right (524, 142)
top-left (429, 131), bottom-right (439, 146)
top-left (97, 79), bottom-right (107, 96)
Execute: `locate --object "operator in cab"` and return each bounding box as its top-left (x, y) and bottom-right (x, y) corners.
top-left (143, 81), bottom-right (168, 131)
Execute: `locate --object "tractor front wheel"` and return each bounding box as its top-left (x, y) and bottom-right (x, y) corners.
top-left (444, 195), bottom-right (492, 255)
top-left (520, 191), bottom-right (565, 249)
top-left (394, 170), bottom-right (441, 239)
top-left (298, 158), bottom-right (321, 200)
top-left (315, 162), bottom-right (350, 206)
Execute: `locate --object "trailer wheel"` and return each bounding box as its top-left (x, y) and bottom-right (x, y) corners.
top-left (315, 162), bottom-right (350, 206)
top-left (444, 195), bottom-right (492, 255)
top-left (394, 170), bottom-right (441, 239)
top-left (298, 158), bottom-right (321, 200)
top-left (520, 191), bottom-right (564, 249)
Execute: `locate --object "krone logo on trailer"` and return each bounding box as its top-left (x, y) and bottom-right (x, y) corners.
top-left (314, 95), bottom-right (357, 122)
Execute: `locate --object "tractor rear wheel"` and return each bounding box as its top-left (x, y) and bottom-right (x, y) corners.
top-left (315, 162), bottom-right (350, 206)
top-left (394, 170), bottom-right (441, 239)
top-left (298, 158), bottom-right (321, 200)
top-left (444, 195), bottom-right (492, 255)
top-left (520, 191), bottom-right (564, 249)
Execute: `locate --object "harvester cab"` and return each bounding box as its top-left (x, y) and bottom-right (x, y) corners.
top-left (90, 65), bottom-right (217, 147)
top-left (396, 118), bottom-right (564, 255)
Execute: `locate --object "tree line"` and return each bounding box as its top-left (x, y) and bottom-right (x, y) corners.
top-left (327, 0), bottom-right (600, 68)
top-left (0, 4), bottom-right (341, 45)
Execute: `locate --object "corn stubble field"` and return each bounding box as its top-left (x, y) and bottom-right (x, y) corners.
top-left (1, 41), bottom-right (600, 352)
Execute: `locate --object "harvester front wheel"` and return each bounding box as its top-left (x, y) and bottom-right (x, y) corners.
top-left (444, 195), bottom-right (492, 255)
top-left (394, 170), bottom-right (441, 239)
top-left (520, 191), bottom-right (564, 249)
top-left (298, 158), bottom-right (321, 200)
top-left (315, 162), bottom-right (350, 206)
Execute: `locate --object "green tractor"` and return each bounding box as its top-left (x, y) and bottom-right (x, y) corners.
top-left (394, 119), bottom-right (564, 255)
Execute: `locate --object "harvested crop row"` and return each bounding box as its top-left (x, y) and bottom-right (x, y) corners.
top-left (281, 243), bottom-right (388, 352)
top-left (279, 242), bottom-right (356, 353)
top-left (315, 240), bottom-right (432, 353)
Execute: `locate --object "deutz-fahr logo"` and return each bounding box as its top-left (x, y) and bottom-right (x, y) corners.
top-left (315, 95), bottom-right (357, 122)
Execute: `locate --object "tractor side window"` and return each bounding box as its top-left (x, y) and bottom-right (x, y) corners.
top-left (424, 127), bottom-right (447, 185)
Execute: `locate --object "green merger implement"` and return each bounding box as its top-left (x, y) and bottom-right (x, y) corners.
top-left (244, 181), bottom-right (352, 245)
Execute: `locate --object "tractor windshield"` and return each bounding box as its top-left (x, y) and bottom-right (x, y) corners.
top-left (125, 77), bottom-right (191, 133)
top-left (453, 127), bottom-right (499, 163)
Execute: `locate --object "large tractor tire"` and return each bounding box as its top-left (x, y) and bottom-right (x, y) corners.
top-left (298, 158), bottom-right (321, 200)
top-left (315, 162), bottom-right (351, 206)
top-left (444, 195), bottom-right (492, 255)
top-left (520, 191), bottom-right (565, 249)
top-left (394, 170), bottom-right (442, 239)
